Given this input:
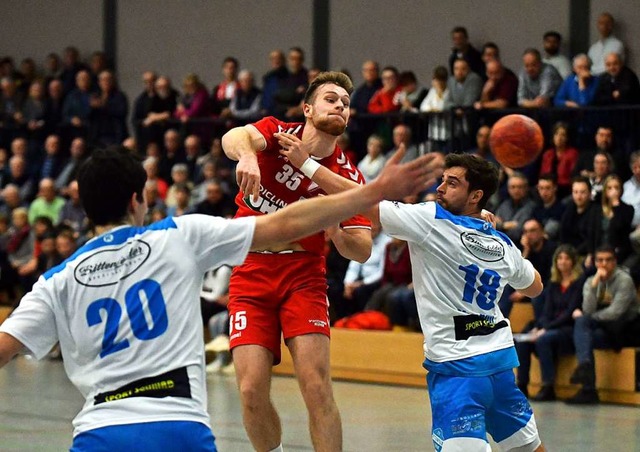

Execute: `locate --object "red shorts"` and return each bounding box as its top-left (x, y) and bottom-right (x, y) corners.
top-left (228, 252), bottom-right (330, 364)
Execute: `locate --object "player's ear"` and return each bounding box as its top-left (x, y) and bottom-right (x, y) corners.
top-left (303, 102), bottom-right (313, 118)
top-left (471, 189), bottom-right (484, 204)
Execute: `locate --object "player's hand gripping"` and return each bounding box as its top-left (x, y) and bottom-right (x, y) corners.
top-left (275, 132), bottom-right (312, 168)
top-left (236, 154), bottom-right (261, 203)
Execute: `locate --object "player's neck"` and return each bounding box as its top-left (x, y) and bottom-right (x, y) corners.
top-left (93, 219), bottom-right (132, 236)
top-left (301, 126), bottom-right (337, 158)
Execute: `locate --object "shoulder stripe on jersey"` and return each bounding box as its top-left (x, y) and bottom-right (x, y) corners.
top-left (434, 204), bottom-right (513, 246)
top-left (43, 217), bottom-right (177, 280)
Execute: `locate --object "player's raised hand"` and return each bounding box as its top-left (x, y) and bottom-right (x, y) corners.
top-left (275, 132), bottom-right (310, 168)
top-left (236, 154), bottom-right (261, 203)
top-left (371, 144), bottom-right (444, 200)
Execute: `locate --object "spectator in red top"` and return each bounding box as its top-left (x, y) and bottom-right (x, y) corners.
top-left (539, 121), bottom-right (579, 198)
top-left (368, 66), bottom-right (401, 113)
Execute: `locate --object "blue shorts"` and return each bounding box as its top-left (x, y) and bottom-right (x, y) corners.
top-left (70, 420), bottom-right (217, 452)
top-left (427, 369), bottom-right (538, 450)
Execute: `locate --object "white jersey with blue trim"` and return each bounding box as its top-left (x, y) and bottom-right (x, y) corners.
top-left (0, 215), bottom-right (256, 436)
top-left (379, 201), bottom-right (535, 364)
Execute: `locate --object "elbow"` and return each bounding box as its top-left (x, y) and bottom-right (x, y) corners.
top-left (354, 248), bottom-right (372, 264)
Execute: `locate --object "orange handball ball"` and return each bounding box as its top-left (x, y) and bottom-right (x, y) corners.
top-left (489, 114), bottom-right (544, 168)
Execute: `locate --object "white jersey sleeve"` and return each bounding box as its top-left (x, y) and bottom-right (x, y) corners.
top-left (508, 254), bottom-right (536, 290)
top-left (174, 215), bottom-right (255, 272)
top-left (378, 200), bottom-right (436, 244)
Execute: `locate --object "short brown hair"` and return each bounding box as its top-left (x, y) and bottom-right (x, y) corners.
top-left (304, 71), bottom-right (354, 104)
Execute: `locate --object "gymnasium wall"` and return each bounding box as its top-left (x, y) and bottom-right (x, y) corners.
top-left (0, 1), bottom-right (638, 123)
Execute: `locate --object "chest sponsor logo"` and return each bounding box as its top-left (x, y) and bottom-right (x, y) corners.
top-left (460, 232), bottom-right (505, 262)
top-left (244, 185), bottom-right (289, 214)
top-left (277, 124), bottom-right (303, 135)
top-left (74, 240), bottom-right (151, 287)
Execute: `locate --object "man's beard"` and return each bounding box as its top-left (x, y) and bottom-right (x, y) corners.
top-left (313, 115), bottom-right (347, 136)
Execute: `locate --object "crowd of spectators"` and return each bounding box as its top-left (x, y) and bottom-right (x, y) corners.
top-left (1, 13), bottom-right (640, 396)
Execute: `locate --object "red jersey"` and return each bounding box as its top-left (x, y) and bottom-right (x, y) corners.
top-left (234, 116), bottom-right (371, 255)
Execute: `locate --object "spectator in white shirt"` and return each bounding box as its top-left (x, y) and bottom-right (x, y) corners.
top-left (588, 12), bottom-right (625, 75)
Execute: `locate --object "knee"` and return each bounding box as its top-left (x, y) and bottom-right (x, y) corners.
top-left (299, 374), bottom-right (334, 408)
top-left (238, 379), bottom-right (270, 411)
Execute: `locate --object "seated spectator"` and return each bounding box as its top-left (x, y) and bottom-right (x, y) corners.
top-left (572, 126), bottom-right (615, 179)
top-left (229, 70), bottom-right (262, 123)
top-left (621, 151), bottom-right (640, 227)
top-left (175, 73), bottom-right (211, 143)
top-left (55, 137), bottom-right (89, 194)
top-left (27, 178), bottom-right (64, 225)
top-left (165, 163), bottom-right (193, 208)
top-left (43, 79), bottom-right (64, 136)
top-left (588, 12), bottom-right (625, 76)
top-left (448, 26), bottom-right (484, 77)
top-left (336, 132), bottom-right (358, 164)
top-left (190, 181), bottom-right (236, 218)
top-left (55, 228), bottom-right (77, 261)
top-left (495, 172), bottom-right (536, 243)
top-left (368, 66), bottom-right (401, 114)
top-left (468, 125), bottom-right (497, 164)
top-left (89, 70), bottom-right (129, 147)
top-left (532, 174), bottom-right (566, 240)
top-left (517, 48), bottom-right (563, 108)
top-left (183, 134), bottom-right (203, 180)
top-left (420, 66), bottom-right (450, 152)
top-left (560, 176), bottom-right (594, 258)
top-left (39, 134), bottom-right (65, 181)
top-left (586, 174), bottom-right (634, 265)
top-left (363, 238), bottom-right (412, 316)
top-left (35, 230), bottom-right (62, 276)
top-left (166, 184), bottom-right (191, 217)
top-left (58, 180), bottom-right (88, 240)
top-left (567, 245), bottom-right (639, 404)
top-left (201, 265), bottom-right (233, 374)
top-left (397, 71), bottom-right (428, 112)
top-left (389, 124), bottom-right (419, 164)
top-left (474, 59), bottom-right (518, 110)
top-left (210, 57), bottom-right (238, 117)
top-left (554, 54), bottom-right (599, 108)
top-left (515, 245), bottom-right (584, 401)
top-left (589, 151), bottom-right (614, 202)
top-left (159, 128), bottom-right (186, 182)
top-left (357, 134), bottom-right (386, 183)
top-left (593, 52), bottom-right (640, 105)
top-left (195, 137), bottom-right (234, 192)
top-left (5, 156), bottom-right (34, 202)
top-left (6, 208), bottom-right (33, 275)
top-left (542, 31), bottom-right (572, 79)
top-left (0, 184), bottom-right (25, 218)
top-left (21, 80), bottom-right (48, 148)
top-left (351, 60), bottom-right (382, 116)
top-left (191, 161), bottom-right (218, 204)
top-left (143, 179), bottom-right (166, 224)
top-left (538, 121), bottom-right (579, 198)
top-left (337, 225), bottom-right (391, 320)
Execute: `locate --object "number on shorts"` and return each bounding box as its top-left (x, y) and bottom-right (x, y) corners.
top-left (230, 310), bottom-right (247, 335)
top-left (86, 279), bottom-right (169, 358)
top-left (458, 264), bottom-right (501, 310)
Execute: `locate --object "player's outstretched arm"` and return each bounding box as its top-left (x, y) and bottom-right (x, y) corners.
top-left (251, 147), bottom-right (432, 250)
top-left (222, 125), bottom-right (264, 202)
top-left (0, 332), bottom-right (24, 369)
top-left (517, 270), bottom-right (543, 298)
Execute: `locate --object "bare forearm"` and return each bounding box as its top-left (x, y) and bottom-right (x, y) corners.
top-left (222, 127), bottom-right (258, 161)
top-left (331, 229), bottom-right (372, 263)
top-left (0, 332), bottom-right (24, 369)
top-left (312, 166), bottom-right (361, 194)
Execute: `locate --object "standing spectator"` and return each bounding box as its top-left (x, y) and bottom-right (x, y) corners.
top-left (21, 80), bottom-right (48, 150)
top-left (419, 66), bottom-right (450, 152)
top-left (474, 59), bottom-right (518, 110)
top-left (27, 178), bottom-right (65, 225)
top-left (211, 57), bottom-right (238, 117)
top-left (131, 70), bottom-right (157, 146)
top-left (481, 42), bottom-right (500, 65)
top-left (368, 66), bottom-right (401, 113)
top-left (89, 70), bottom-right (129, 147)
top-left (538, 121), bottom-right (579, 198)
top-left (573, 126), bottom-right (616, 179)
top-left (278, 47), bottom-right (308, 119)
top-left (351, 60), bottom-right (382, 115)
top-left (357, 134), bottom-right (386, 182)
top-left (468, 125), bottom-right (497, 164)
top-left (593, 52), bottom-right (640, 105)
top-left (62, 70), bottom-right (92, 138)
top-left (532, 174), bottom-right (566, 240)
top-left (495, 172), bottom-right (536, 243)
top-left (88, 51), bottom-right (109, 88)
top-left (541, 31), bottom-right (572, 79)
top-left (175, 73), bottom-right (211, 144)
top-left (229, 70), bottom-right (262, 123)
top-left (43, 53), bottom-right (62, 87)
top-left (142, 76), bottom-right (179, 146)
top-left (448, 26), bottom-right (484, 77)
top-left (0, 77), bottom-right (25, 132)
top-left (515, 245), bottom-right (584, 401)
top-left (55, 137), bottom-right (89, 193)
top-left (586, 174), bottom-right (634, 265)
top-left (59, 46), bottom-right (87, 94)
top-left (261, 49), bottom-right (287, 116)
top-left (43, 79), bottom-right (64, 136)
top-left (518, 48), bottom-right (563, 108)
top-left (567, 245), bottom-right (638, 404)
top-left (554, 54), bottom-right (600, 107)
top-left (588, 12), bottom-right (625, 76)
top-left (560, 176), bottom-right (594, 258)
top-left (447, 59), bottom-right (482, 150)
